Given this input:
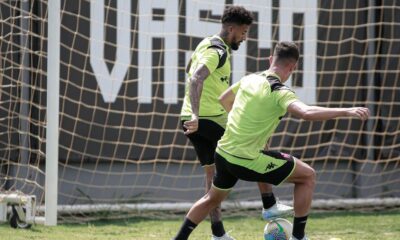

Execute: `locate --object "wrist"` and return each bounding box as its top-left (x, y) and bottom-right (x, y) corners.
top-left (191, 114), bottom-right (199, 120)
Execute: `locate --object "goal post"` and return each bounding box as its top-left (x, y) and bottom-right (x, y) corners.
top-left (44, 0), bottom-right (60, 226)
top-left (0, 0), bottom-right (399, 225)
top-left (0, 0), bottom-right (60, 226)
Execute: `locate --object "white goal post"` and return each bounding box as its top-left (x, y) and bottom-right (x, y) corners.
top-left (0, 0), bottom-right (60, 227)
top-left (44, 0), bottom-right (60, 226)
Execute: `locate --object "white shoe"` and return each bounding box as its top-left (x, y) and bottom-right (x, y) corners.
top-left (211, 232), bottom-right (235, 240)
top-left (262, 202), bottom-right (293, 220)
top-left (289, 236), bottom-right (310, 240)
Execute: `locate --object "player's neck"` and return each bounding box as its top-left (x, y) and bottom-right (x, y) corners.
top-left (268, 66), bottom-right (285, 83)
top-left (218, 31), bottom-right (230, 47)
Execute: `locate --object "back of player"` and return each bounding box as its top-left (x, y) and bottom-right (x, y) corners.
top-left (218, 71), bottom-right (297, 161)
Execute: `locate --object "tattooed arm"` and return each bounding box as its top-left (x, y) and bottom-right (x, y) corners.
top-left (183, 64), bottom-right (210, 135)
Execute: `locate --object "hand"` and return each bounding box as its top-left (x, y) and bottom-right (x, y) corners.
top-left (183, 116), bottom-right (199, 135)
top-left (346, 107), bottom-right (370, 120)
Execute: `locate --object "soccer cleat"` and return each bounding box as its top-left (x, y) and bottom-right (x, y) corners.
top-left (289, 236), bottom-right (310, 240)
top-left (262, 202), bottom-right (293, 220)
top-left (211, 232), bottom-right (236, 240)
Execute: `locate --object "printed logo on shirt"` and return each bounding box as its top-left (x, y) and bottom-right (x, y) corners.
top-left (265, 162), bottom-right (277, 171)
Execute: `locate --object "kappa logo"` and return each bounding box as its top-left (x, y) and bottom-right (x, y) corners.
top-left (216, 48), bottom-right (224, 57)
top-left (265, 162), bottom-right (277, 171)
top-left (220, 76), bottom-right (228, 84)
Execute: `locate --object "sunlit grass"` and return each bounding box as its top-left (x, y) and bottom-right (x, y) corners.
top-left (1, 211), bottom-right (399, 239)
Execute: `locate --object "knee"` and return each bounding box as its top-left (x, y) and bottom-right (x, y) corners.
top-left (202, 192), bottom-right (222, 208)
top-left (305, 167), bottom-right (316, 189)
top-left (207, 196), bottom-right (221, 207)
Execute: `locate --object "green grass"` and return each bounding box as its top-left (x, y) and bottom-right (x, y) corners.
top-left (1, 211), bottom-right (400, 240)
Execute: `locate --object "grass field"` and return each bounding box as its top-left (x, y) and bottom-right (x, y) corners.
top-left (1, 211), bottom-right (399, 240)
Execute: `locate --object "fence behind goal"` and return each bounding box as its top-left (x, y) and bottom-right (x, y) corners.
top-left (0, 0), bottom-right (399, 223)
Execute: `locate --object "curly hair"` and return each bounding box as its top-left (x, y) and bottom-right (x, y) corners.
top-left (221, 5), bottom-right (254, 25)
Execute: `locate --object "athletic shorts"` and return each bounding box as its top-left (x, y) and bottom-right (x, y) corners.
top-left (181, 119), bottom-right (225, 166)
top-left (213, 149), bottom-right (296, 190)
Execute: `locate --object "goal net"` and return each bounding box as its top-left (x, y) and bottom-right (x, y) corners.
top-left (1, 0), bottom-right (399, 223)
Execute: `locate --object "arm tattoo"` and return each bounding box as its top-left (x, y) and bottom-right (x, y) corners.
top-left (189, 65), bottom-right (210, 117)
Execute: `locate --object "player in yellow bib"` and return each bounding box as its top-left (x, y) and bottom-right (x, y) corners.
top-left (179, 6), bottom-right (291, 240)
top-left (180, 33), bottom-right (231, 129)
top-left (174, 42), bottom-right (370, 240)
top-left (217, 71), bottom-right (298, 166)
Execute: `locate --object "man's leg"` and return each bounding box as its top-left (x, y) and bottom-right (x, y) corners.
top-left (174, 187), bottom-right (230, 240)
top-left (183, 120), bottom-right (229, 238)
top-left (259, 147), bottom-right (278, 210)
top-left (228, 150), bottom-right (313, 239)
top-left (258, 182), bottom-right (293, 220)
top-left (258, 182), bottom-right (274, 208)
top-left (204, 165), bottom-right (226, 237)
top-left (285, 158), bottom-right (316, 240)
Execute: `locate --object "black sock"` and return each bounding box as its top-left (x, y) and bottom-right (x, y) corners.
top-left (174, 218), bottom-right (197, 240)
top-left (211, 221), bottom-right (226, 237)
top-left (292, 215), bottom-right (308, 240)
top-left (261, 192), bottom-right (276, 209)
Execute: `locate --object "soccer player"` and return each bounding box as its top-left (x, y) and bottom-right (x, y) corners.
top-left (174, 41), bottom-right (370, 240)
top-left (180, 5), bottom-right (292, 240)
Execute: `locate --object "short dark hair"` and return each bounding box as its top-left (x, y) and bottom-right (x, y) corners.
top-left (221, 6), bottom-right (253, 25)
top-left (273, 42), bottom-right (300, 63)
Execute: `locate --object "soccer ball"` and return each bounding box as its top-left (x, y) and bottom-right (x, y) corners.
top-left (264, 218), bottom-right (292, 240)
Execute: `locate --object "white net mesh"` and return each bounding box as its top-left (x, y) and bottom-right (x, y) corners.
top-left (1, 0), bottom-right (399, 222)
top-left (0, 0), bottom-right (47, 219)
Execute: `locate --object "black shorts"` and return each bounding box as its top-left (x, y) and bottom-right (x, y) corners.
top-left (213, 150), bottom-right (295, 189)
top-left (181, 119), bottom-right (225, 166)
